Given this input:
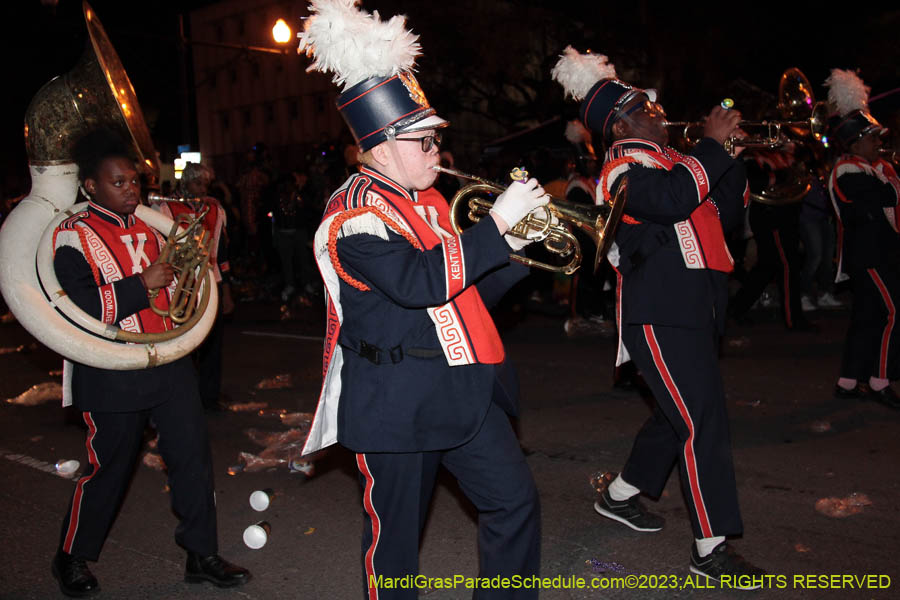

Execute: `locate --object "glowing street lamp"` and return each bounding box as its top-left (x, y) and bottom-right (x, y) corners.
top-left (272, 19), bottom-right (292, 44)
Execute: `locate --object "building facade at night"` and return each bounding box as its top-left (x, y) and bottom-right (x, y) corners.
top-left (187, 0), bottom-right (346, 181)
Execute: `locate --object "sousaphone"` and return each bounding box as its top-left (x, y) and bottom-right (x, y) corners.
top-left (0, 1), bottom-right (217, 370)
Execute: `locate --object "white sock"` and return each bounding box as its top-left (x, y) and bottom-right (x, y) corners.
top-left (695, 536), bottom-right (726, 558)
top-left (608, 474), bottom-right (641, 501)
top-left (869, 377), bottom-right (889, 392)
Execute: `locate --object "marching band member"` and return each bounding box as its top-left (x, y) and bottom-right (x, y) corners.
top-left (826, 69), bottom-right (900, 408)
top-left (298, 2), bottom-right (544, 597)
top-left (51, 129), bottom-right (249, 597)
top-left (153, 162), bottom-right (234, 411)
top-left (727, 143), bottom-right (817, 331)
top-left (553, 47), bottom-right (765, 588)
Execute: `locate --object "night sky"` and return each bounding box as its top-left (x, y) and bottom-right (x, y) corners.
top-left (2, 0), bottom-right (898, 193)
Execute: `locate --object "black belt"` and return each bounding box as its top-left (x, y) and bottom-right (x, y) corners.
top-left (340, 338), bottom-right (443, 365)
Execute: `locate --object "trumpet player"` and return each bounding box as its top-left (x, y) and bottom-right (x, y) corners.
top-left (51, 129), bottom-right (250, 597)
top-left (826, 69), bottom-right (900, 408)
top-left (298, 2), bottom-right (543, 597)
top-left (553, 47), bottom-right (765, 587)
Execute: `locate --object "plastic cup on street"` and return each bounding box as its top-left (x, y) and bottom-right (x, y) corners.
top-left (243, 521), bottom-right (271, 549)
top-left (249, 489), bottom-right (274, 511)
top-left (55, 460), bottom-right (80, 477)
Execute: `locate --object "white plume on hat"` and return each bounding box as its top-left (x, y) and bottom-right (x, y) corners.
top-left (824, 69), bottom-right (870, 117)
top-left (565, 119), bottom-right (591, 145)
top-left (551, 46), bottom-right (617, 101)
top-left (297, 0), bottom-right (421, 91)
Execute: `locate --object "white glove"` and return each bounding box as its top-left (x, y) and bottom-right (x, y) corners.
top-left (504, 214), bottom-right (559, 251)
top-left (489, 178), bottom-right (549, 232)
top-left (505, 233), bottom-right (532, 251)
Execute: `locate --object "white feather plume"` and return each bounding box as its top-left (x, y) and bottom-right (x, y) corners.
top-left (565, 120), bottom-right (590, 144)
top-left (298, 0), bottom-right (421, 91)
top-left (551, 46), bottom-right (617, 101)
top-left (824, 68), bottom-right (870, 116)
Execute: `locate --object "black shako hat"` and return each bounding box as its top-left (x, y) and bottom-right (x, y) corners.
top-left (337, 71), bottom-right (447, 152)
top-left (831, 109), bottom-right (886, 148)
top-left (551, 46), bottom-right (656, 143)
top-left (579, 79), bottom-right (657, 142)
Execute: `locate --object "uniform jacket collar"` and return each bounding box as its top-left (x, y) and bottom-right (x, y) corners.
top-left (88, 201), bottom-right (136, 229)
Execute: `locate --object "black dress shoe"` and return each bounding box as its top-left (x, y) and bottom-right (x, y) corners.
top-left (185, 552), bottom-right (251, 588)
top-left (52, 550), bottom-right (99, 597)
top-left (834, 384), bottom-right (865, 400)
top-left (868, 386), bottom-right (900, 410)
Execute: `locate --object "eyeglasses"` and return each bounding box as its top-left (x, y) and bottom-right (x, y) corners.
top-left (621, 99), bottom-right (666, 120)
top-left (395, 132), bottom-right (442, 152)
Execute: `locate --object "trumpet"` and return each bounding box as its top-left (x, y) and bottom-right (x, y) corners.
top-left (433, 166), bottom-right (626, 274)
top-left (665, 104), bottom-right (827, 154)
top-left (880, 148), bottom-right (899, 165)
top-left (665, 68), bottom-right (828, 154)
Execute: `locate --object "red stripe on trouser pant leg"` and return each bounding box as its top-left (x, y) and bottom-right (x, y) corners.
top-left (642, 325), bottom-right (714, 538)
top-left (357, 454), bottom-right (381, 600)
top-left (63, 412), bottom-right (101, 554)
top-left (773, 230), bottom-right (792, 328)
top-left (868, 269), bottom-right (896, 379)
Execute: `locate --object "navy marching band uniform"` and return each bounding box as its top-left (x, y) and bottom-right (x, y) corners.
top-left (304, 167), bottom-right (541, 598)
top-left (728, 148), bottom-right (808, 329)
top-left (829, 153), bottom-right (900, 385)
top-left (53, 201), bottom-right (218, 561)
top-left (602, 136), bottom-right (750, 540)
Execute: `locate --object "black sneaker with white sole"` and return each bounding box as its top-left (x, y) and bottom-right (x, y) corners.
top-left (690, 542), bottom-right (766, 590)
top-left (593, 489), bottom-right (664, 532)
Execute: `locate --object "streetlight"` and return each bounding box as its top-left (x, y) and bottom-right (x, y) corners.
top-left (272, 19), bottom-right (292, 45)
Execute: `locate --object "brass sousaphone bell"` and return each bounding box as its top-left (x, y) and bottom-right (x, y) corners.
top-left (435, 166), bottom-right (627, 275)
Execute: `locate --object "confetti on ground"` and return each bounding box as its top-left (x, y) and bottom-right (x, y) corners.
top-left (589, 471), bottom-right (615, 495)
top-left (6, 382), bottom-right (63, 406)
top-left (304, 527), bottom-right (316, 535)
top-left (227, 401), bottom-right (269, 412)
top-left (815, 493), bottom-right (872, 518)
top-left (255, 374), bottom-right (294, 390)
top-left (142, 452), bottom-right (166, 471)
top-left (809, 420), bottom-right (832, 433)
top-left (794, 543), bottom-right (811, 553)
top-left (586, 558), bottom-right (625, 574)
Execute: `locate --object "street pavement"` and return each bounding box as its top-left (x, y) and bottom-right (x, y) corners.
top-left (1, 293), bottom-right (898, 599)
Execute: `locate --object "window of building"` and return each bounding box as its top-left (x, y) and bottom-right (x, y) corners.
top-left (229, 68), bottom-right (237, 83)
top-left (221, 112), bottom-right (230, 130)
top-left (215, 23), bottom-right (224, 43)
top-left (316, 95), bottom-right (326, 113)
top-left (236, 17), bottom-right (245, 36)
top-left (289, 100), bottom-right (298, 120)
top-left (251, 61), bottom-right (260, 80)
top-left (265, 104), bottom-right (275, 123)
top-left (243, 109), bottom-right (252, 126)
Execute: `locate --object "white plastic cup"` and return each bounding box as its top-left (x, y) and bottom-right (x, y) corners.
top-left (55, 460), bottom-right (80, 477)
top-left (243, 521), bottom-right (271, 549)
top-left (249, 488), bottom-right (274, 511)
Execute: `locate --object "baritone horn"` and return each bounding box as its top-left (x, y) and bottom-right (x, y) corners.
top-left (145, 193), bottom-right (213, 324)
top-left (434, 166), bottom-right (627, 274)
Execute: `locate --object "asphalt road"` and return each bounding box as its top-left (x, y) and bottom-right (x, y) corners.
top-left (1, 293), bottom-right (898, 599)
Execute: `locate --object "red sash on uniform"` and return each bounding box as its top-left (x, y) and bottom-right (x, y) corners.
top-left (603, 140), bottom-right (735, 273)
top-left (54, 203), bottom-right (172, 334)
